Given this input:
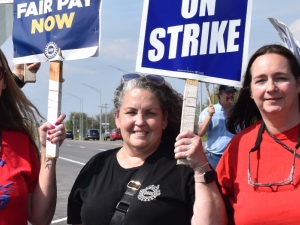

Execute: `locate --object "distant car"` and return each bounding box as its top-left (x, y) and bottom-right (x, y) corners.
top-left (103, 130), bottom-right (111, 141)
top-left (110, 129), bottom-right (122, 141)
top-left (66, 131), bottom-right (74, 140)
top-left (84, 129), bottom-right (100, 140)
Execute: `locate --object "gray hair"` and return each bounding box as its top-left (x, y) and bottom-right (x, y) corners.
top-left (114, 76), bottom-right (182, 144)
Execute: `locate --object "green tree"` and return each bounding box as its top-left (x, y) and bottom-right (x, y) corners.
top-left (66, 112), bottom-right (84, 139)
top-left (65, 109), bottom-right (117, 139)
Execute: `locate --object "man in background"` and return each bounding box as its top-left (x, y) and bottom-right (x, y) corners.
top-left (198, 85), bottom-right (237, 168)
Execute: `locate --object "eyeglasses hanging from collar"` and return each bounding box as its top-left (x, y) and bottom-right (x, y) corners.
top-left (248, 122), bottom-right (300, 187)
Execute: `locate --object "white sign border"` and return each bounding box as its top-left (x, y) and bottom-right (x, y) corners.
top-left (136, 0), bottom-right (253, 87)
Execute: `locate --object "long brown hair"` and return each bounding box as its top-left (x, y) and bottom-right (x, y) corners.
top-left (0, 48), bottom-right (44, 160)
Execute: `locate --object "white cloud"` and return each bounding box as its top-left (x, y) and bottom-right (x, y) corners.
top-left (289, 19), bottom-right (300, 42)
top-left (100, 38), bottom-right (138, 60)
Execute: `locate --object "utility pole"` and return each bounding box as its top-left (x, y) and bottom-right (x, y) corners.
top-left (81, 83), bottom-right (102, 140)
top-left (72, 115), bottom-right (75, 137)
top-left (74, 120), bottom-right (77, 139)
top-left (86, 114), bottom-right (89, 131)
top-left (102, 104), bottom-right (109, 132)
top-left (69, 94), bottom-right (83, 140)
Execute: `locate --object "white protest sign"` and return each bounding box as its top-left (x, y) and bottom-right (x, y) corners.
top-left (269, 17), bottom-right (300, 61)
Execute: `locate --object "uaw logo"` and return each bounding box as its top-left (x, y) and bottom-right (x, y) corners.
top-left (45, 42), bottom-right (59, 59)
top-left (138, 184), bottom-right (161, 202)
top-left (0, 182), bottom-right (14, 210)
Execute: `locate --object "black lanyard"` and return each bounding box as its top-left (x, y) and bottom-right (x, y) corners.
top-left (250, 121), bottom-right (300, 159)
top-left (109, 143), bottom-right (163, 225)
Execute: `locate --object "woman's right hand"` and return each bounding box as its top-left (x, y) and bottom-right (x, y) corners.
top-left (174, 131), bottom-right (208, 169)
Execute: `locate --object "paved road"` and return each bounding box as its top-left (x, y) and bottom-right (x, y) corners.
top-left (50, 139), bottom-right (123, 225)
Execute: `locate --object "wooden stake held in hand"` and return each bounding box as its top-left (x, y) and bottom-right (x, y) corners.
top-left (46, 59), bottom-right (63, 158)
top-left (205, 83), bottom-right (212, 105)
top-left (177, 79), bottom-right (199, 166)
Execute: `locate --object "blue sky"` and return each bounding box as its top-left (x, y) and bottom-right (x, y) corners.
top-left (1, 0), bottom-right (300, 124)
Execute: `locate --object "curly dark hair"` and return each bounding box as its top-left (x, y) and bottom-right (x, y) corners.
top-left (226, 44), bottom-right (300, 134)
top-left (114, 75), bottom-right (182, 144)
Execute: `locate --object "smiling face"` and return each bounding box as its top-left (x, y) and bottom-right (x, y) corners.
top-left (115, 88), bottom-right (168, 154)
top-left (250, 53), bottom-right (300, 118)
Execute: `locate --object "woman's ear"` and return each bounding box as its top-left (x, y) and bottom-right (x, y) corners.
top-left (114, 110), bottom-right (120, 129)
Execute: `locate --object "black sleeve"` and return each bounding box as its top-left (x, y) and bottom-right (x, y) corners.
top-left (67, 154), bottom-right (98, 224)
top-left (12, 73), bottom-right (25, 88)
top-left (67, 149), bottom-right (116, 224)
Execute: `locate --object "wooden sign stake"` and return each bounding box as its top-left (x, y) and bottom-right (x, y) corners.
top-left (177, 79), bottom-right (199, 166)
top-left (205, 83), bottom-right (212, 105)
top-left (46, 51), bottom-right (63, 158)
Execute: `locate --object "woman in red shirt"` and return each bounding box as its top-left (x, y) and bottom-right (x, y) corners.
top-left (217, 44), bottom-right (300, 224)
top-left (0, 48), bottom-right (66, 224)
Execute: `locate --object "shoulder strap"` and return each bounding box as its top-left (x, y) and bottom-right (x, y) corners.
top-left (109, 144), bottom-right (163, 225)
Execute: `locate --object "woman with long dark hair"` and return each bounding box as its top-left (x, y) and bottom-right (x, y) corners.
top-left (217, 44), bottom-right (300, 224)
top-left (0, 48), bottom-right (66, 224)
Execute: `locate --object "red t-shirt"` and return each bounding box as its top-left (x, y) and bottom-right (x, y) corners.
top-left (0, 129), bottom-right (40, 225)
top-left (217, 120), bottom-right (300, 225)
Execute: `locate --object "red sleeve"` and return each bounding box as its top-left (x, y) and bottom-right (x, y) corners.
top-left (216, 141), bottom-right (238, 201)
top-left (216, 141), bottom-right (239, 225)
top-left (26, 141), bottom-right (40, 193)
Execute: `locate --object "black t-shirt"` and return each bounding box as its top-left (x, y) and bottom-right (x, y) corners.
top-left (67, 143), bottom-right (195, 225)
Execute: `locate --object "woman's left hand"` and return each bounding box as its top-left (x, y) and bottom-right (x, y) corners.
top-left (39, 114), bottom-right (67, 148)
top-left (174, 131), bottom-right (207, 168)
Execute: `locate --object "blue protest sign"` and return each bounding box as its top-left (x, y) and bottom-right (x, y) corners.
top-left (12, 0), bottom-right (101, 63)
top-left (136, 0), bottom-right (253, 86)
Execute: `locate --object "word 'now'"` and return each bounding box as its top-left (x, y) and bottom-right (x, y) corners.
top-left (31, 12), bottom-right (75, 34)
